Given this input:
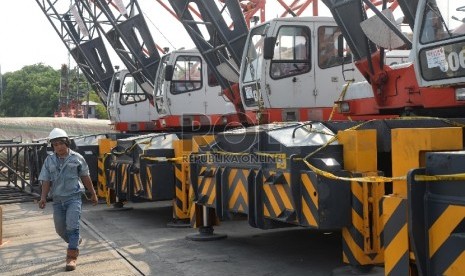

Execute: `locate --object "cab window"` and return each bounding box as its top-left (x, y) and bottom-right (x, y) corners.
top-left (270, 26), bottom-right (311, 79)
top-left (171, 56), bottom-right (202, 94)
top-left (318, 26), bottom-right (351, 69)
top-left (119, 75), bottom-right (146, 105)
top-left (420, 1), bottom-right (465, 44)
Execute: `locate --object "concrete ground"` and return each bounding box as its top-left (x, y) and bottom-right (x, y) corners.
top-left (0, 199), bottom-right (347, 276)
top-left (0, 201), bottom-right (136, 276)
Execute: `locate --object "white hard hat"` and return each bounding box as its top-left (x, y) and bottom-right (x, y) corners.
top-left (48, 128), bottom-right (69, 141)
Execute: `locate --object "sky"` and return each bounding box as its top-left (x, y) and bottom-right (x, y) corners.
top-left (0, 1), bottom-right (191, 73)
top-left (1, 1), bottom-right (459, 74)
top-left (0, 1), bottom-right (328, 74)
top-left (0, 2), bottom-right (69, 73)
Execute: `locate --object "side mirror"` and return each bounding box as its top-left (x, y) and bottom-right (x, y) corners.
top-left (263, 37), bottom-right (276, 60)
top-left (337, 34), bottom-right (344, 58)
top-left (164, 65), bottom-right (174, 81)
top-left (113, 79), bottom-right (121, 93)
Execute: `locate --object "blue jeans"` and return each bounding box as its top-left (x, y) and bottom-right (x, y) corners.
top-left (53, 197), bottom-right (82, 249)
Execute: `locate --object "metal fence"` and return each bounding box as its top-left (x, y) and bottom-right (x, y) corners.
top-left (0, 141), bottom-right (47, 204)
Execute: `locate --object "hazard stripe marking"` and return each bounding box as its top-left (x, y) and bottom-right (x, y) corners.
top-left (347, 182), bottom-right (366, 251)
top-left (384, 199), bottom-right (404, 244)
top-left (133, 173), bottom-right (142, 193)
top-left (278, 173), bottom-right (293, 209)
top-left (174, 163), bottom-right (183, 212)
top-left (428, 205), bottom-right (465, 274)
top-left (146, 167), bottom-right (153, 199)
top-left (121, 164), bottom-right (128, 191)
top-left (386, 250), bottom-right (409, 276)
top-left (301, 173), bottom-right (318, 226)
top-left (228, 169), bottom-right (248, 212)
top-left (264, 204), bottom-right (270, 217)
top-left (429, 205), bottom-right (465, 257)
top-left (301, 173), bottom-right (317, 207)
top-left (302, 198), bottom-right (317, 227)
top-left (350, 209), bottom-right (365, 250)
top-left (263, 184), bottom-right (280, 217)
top-left (384, 198), bottom-right (408, 276)
top-left (264, 173), bottom-right (291, 218)
top-left (342, 228), bottom-right (365, 265)
top-left (443, 251), bottom-right (465, 275)
top-left (198, 166), bottom-right (216, 205)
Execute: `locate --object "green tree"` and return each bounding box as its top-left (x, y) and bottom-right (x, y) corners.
top-left (88, 90), bottom-right (108, 119)
top-left (0, 64), bottom-right (60, 117)
top-left (0, 64), bottom-right (109, 119)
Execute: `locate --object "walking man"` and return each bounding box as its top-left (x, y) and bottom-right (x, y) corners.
top-left (38, 128), bottom-right (98, 271)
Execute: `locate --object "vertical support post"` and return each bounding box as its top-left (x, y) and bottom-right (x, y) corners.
top-left (172, 139), bottom-right (192, 221)
top-left (338, 129), bottom-right (384, 266)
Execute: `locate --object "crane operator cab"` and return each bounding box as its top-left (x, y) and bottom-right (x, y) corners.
top-left (239, 17), bottom-right (365, 123)
top-left (106, 69), bottom-right (159, 132)
top-left (153, 49), bottom-right (237, 130)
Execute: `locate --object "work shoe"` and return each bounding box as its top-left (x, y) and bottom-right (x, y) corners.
top-left (66, 249), bottom-right (79, 271)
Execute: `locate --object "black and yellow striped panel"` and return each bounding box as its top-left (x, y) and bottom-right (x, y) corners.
top-left (132, 172), bottom-right (143, 196)
top-left (97, 158), bottom-right (105, 198)
top-left (107, 164), bottom-right (116, 190)
top-left (262, 171), bottom-right (295, 222)
top-left (342, 180), bottom-right (384, 266)
top-left (189, 180), bottom-right (197, 227)
top-left (145, 166), bottom-right (153, 200)
top-left (118, 163), bottom-right (130, 194)
top-left (383, 196), bottom-right (409, 276)
top-left (174, 162), bottom-right (190, 220)
top-left (300, 172), bottom-right (319, 228)
top-left (197, 166), bottom-right (217, 207)
top-left (428, 205), bottom-right (465, 275)
top-left (97, 139), bottom-right (116, 198)
top-left (225, 169), bottom-right (249, 213)
top-left (100, 159), bottom-right (116, 204)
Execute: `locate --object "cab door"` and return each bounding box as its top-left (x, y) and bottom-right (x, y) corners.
top-left (313, 23), bottom-right (354, 109)
top-left (107, 71), bottom-right (158, 125)
top-left (114, 72), bottom-right (157, 124)
top-left (203, 68), bottom-right (236, 117)
top-left (264, 21), bottom-right (314, 110)
top-left (166, 55), bottom-right (205, 116)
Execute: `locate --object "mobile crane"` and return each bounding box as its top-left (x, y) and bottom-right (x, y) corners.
top-left (37, 3), bottom-right (465, 275)
top-left (98, 0), bottom-right (369, 224)
top-left (102, 0), bottom-right (406, 220)
top-left (185, 0), bottom-right (465, 274)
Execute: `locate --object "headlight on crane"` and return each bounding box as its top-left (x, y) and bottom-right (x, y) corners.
top-left (455, 88), bottom-right (465, 101)
top-left (337, 101), bottom-right (350, 113)
top-left (160, 119), bottom-right (167, 128)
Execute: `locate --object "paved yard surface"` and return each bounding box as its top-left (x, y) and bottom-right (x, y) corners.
top-left (1, 199), bottom-right (346, 276)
